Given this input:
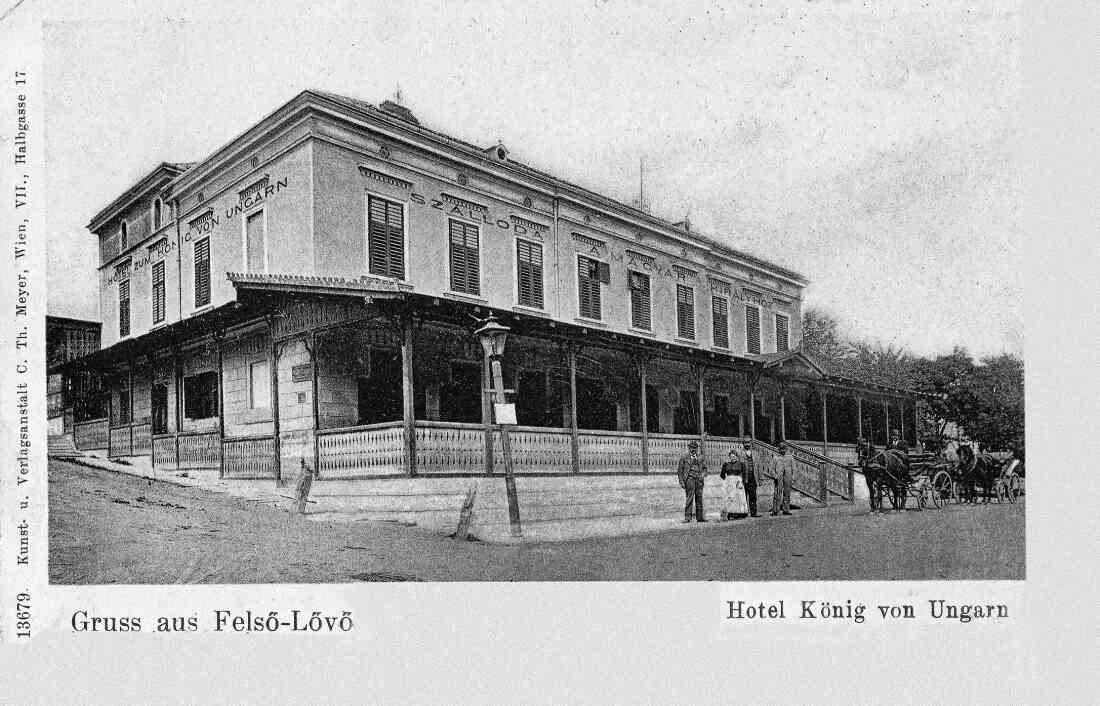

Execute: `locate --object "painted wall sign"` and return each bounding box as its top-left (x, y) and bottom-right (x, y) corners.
top-left (406, 191), bottom-right (546, 238)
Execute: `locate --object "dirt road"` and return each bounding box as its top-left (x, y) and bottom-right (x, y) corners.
top-left (49, 459), bottom-right (1024, 582)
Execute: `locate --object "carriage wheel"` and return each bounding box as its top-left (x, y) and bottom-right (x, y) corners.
top-left (995, 479), bottom-right (1006, 503)
top-left (929, 481), bottom-right (944, 509)
top-left (1006, 474), bottom-right (1020, 504)
top-left (931, 471), bottom-right (952, 507)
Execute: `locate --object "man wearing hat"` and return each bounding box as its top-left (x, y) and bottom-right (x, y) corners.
top-left (677, 440), bottom-right (708, 523)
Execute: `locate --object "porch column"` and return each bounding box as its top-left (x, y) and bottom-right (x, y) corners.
top-left (913, 399), bottom-right (921, 448)
top-left (694, 364), bottom-right (706, 445)
top-left (882, 398), bottom-right (889, 445)
top-left (568, 344), bottom-right (579, 474)
top-left (748, 375), bottom-right (756, 440)
top-left (821, 387), bottom-right (829, 456)
top-left (107, 375), bottom-right (113, 457)
top-left (128, 363), bottom-right (135, 453)
top-left (637, 356), bottom-right (650, 474)
top-left (173, 347), bottom-right (182, 468)
top-left (856, 396), bottom-right (863, 442)
top-left (311, 330), bottom-right (321, 476)
top-left (779, 387), bottom-right (787, 441)
top-left (268, 317), bottom-right (282, 485)
top-left (215, 335), bottom-right (225, 479)
top-left (899, 402), bottom-right (905, 445)
top-left (401, 313), bottom-right (417, 477)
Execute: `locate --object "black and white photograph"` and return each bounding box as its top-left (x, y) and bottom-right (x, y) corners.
top-left (40, 4), bottom-right (1025, 584)
top-left (4, 0), bottom-right (1096, 703)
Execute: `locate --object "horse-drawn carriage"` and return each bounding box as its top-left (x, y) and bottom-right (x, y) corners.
top-left (859, 447), bottom-right (953, 512)
top-left (858, 442), bottom-right (1022, 511)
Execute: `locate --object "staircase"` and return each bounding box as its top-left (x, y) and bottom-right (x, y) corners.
top-left (47, 434), bottom-right (81, 459)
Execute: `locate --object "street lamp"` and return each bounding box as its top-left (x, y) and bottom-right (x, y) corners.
top-left (474, 314), bottom-right (522, 538)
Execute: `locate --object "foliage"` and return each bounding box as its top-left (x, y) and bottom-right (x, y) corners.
top-left (800, 308), bottom-right (1024, 454)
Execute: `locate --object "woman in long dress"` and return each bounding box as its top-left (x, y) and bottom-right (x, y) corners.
top-left (720, 453), bottom-right (750, 520)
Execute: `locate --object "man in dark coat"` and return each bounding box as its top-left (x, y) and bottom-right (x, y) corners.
top-left (740, 441), bottom-right (760, 517)
top-left (677, 440), bottom-right (708, 523)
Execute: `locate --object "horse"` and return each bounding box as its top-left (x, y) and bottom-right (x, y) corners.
top-left (859, 445), bottom-right (911, 512)
top-left (955, 444), bottom-right (1001, 503)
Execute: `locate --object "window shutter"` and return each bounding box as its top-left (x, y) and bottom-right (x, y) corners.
top-left (629, 272), bottom-right (651, 330)
top-left (746, 305), bottom-right (761, 354)
top-left (194, 238), bottom-right (210, 307)
top-left (676, 284), bottom-right (695, 339)
top-left (597, 261), bottom-right (611, 283)
top-left (712, 296), bottom-right (729, 348)
top-left (152, 261), bottom-right (165, 324)
top-left (118, 278), bottom-right (130, 337)
top-left (448, 220), bottom-right (480, 295)
top-left (517, 240), bottom-right (543, 308)
top-left (776, 314), bottom-right (789, 352)
top-left (368, 196), bottom-right (405, 279)
top-left (578, 255), bottom-right (602, 319)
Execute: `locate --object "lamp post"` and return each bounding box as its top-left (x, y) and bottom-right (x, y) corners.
top-left (474, 314), bottom-right (522, 538)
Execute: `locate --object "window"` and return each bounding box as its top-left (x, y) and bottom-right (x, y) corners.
top-left (676, 284), bottom-right (695, 340)
top-left (153, 198), bottom-right (163, 231)
top-left (183, 371), bottom-right (219, 419)
top-left (245, 210), bottom-right (265, 273)
top-left (194, 237), bottom-right (210, 308)
top-left (675, 389), bottom-right (699, 435)
top-left (775, 313), bottom-right (790, 352)
top-left (118, 277), bottom-right (130, 338)
top-left (249, 361), bottom-right (270, 409)
top-left (712, 295), bottom-right (729, 348)
top-left (745, 305), bottom-right (761, 354)
top-left (629, 271), bottom-right (651, 330)
top-left (516, 239), bottom-right (544, 309)
top-left (367, 195), bottom-right (405, 279)
top-left (448, 219), bottom-right (480, 295)
top-left (440, 361), bottom-right (481, 423)
top-left (119, 221), bottom-right (128, 249)
top-left (577, 255), bottom-right (607, 320)
top-left (151, 260), bottom-right (165, 324)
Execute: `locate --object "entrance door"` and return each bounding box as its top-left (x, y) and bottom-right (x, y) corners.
top-left (151, 383), bottom-right (169, 435)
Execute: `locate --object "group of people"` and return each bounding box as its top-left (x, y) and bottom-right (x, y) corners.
top-left (675, 439), bottom-right (797, 523)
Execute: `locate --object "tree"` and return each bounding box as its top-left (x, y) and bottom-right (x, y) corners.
top-left (961, 354), bottom-right (1024, 452)
top-left (910, 347), bottom-right (978, 440)
top-left (800, 306), bottom-right (849, 366)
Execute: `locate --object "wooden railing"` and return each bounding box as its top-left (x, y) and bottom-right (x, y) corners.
top-left (793, 441), bottom-right (859, 467)
top-left (415, 421), bottom-right (489, 474)
top-left (751, 439), bottom-right (826, 504)
top-left (74, 418), bottom-right (108, 450)
top-left (648, 434), bottom-right (700, 474)
top-left (108, 425), bottom-right (131, 457)
top-left (223, 434), bottom-right (277, 479)
top-left (318, 421), bottom-right (406, 478)
top-left (785, 441), bottom-right (856, 501)
top-left (577, 429), bottom-right (644, 473)
top-left (177, 430), bottom-right (220, 469)
top-left (152, 434), bottom-right (176, 467)
top-left (703, 435), bottom-right (748, 473)
top-left (132, 423), bottom-right (152, 456)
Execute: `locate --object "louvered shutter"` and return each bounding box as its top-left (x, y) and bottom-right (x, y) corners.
top-left (368, 196), bottom-right (406, 279)
top-left (118, 278), bottom-right (130, 337)
top-left (517, 240), bottom-right (543, 308)
top-left (676, 285), bottom-right (695, 339)
top-left (194, 238), bottom-right (210, 307)
top-left (629, 272), bottom-right (651, 330)
top-left (775, 314), bottom-right (789, 352)
top-left (746, 305), bottom-right (761, 354)
top-left (449, 220), bottom-right (480, 295)
top-left (578, 255), bottom-right (602, 319)
top-left (712, 296), bottom-right (729, 348)
top-left (152, 261), bottom-right (165, 324)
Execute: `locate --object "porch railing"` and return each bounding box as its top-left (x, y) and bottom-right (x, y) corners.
top-left (177, 430), bottom-right (221, 469)
top-left (317, 421), bottom-right (406, 478)
top-left (74, 418), bottom-right (108, 450)
top-left (108, 425), bottom-right (131, 457)
top-left (152, 434), bottom-right (176, 467)
top-left (132, 423), bottom-right (152, 456)
top-left (222, 434), bottom-right (277, 479)
top-left (785, 441), bottom-right (856, 501)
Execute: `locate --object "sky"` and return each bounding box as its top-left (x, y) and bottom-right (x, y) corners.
top-left (42, 0), bottom-right (1020, 359)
